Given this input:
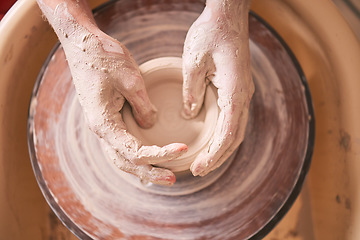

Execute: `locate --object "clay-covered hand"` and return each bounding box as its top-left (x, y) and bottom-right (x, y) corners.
top-left (37, 0), bottom-right (187, 185)
top-left (72, 33), bottom-right (188, 186)
top-left (182, 0), bottom-right (254, 176)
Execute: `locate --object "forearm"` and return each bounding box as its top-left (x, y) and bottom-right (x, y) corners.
top-left (204, 0), bottom-right (251, 32)
top-left (36, 0), bottom-right (102, 41)
top-left (206, 0), bottom-right (251, 15)
top-left (36, 0), bottom-right (127, 114)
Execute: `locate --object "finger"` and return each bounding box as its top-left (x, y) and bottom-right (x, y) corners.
top-left (118, 158), bottom-right (177, 186)
top-left (135, 143), bottom-right (188, 165)
top-left (201, 107), bottom-right (249, 176)
top-left (204, 76), bottom-right (254, 175)
top-left (194, 83), bottom-right (253, 177)
top-left (102, 116), bottom-right (188, 165)
top-left (96, 101), bottom-right (188, 166)
top-left (190, 105), bottom-right (237, 176)
top-left (102, 141), bottom-right (176, 186)
top-left (122, 73), bottom-right (157, 129)
top-left (190, 47), bottom-right (254, 176)
top-left (182, 53), bottom-right (209, 119)
top-left (189, 58), bottom-right (246, 176)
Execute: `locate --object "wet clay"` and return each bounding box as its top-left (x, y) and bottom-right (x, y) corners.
top-left (28, 1), bottom-right (313, 239)
top-left (123, 57), bottom-right (219, 172)
top-left (38, 0), bottom-right (254, 179)
top-left (37, 0), bottom-right (191, 185)
top-left (182, 0), bottom-right (254, 176)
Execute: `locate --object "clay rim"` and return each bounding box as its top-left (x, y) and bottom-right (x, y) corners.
top-left (26, 5), bottom-right (315, 240)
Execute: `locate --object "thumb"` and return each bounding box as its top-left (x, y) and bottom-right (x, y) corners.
top-left (182, 57), bottom-right (208, 119)
top-left (124, 75), bottom-right (157, 129)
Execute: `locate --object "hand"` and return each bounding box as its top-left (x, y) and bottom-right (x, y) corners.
top-left (182, 1), bottom-right (254, 177)
top-left (74, 33), bottom-right (188, 185)
top-left (38, 1), bottom-right (188, 185)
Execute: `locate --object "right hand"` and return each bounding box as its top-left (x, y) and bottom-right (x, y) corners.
top-left (182, 0), bottom-right (254, 177)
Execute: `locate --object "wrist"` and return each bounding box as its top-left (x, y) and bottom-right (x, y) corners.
top-left (37, 0), bottom-right (102, 42)
top-left (205, 0), bottom-right (250, 19)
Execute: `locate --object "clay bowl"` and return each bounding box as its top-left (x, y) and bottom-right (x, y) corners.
top-left (28, 0), bottom-right (314, 239)
top-left (122, 57), bottom-right (219, 173)
top-left (121, 56), bottom-right (231, 196)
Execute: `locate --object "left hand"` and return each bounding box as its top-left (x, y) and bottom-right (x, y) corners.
top-left (182, 1), bottom-right (254, 176)
top-left (36, 0), bottom-right (188, 185)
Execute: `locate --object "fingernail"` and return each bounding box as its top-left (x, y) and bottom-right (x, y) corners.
top-left (190, 103), bottom-right (198, 112)
top-left (190, 163), bottom-right (201, 176)
top-left (182, 102), bottom-right (199, 120)
top-left (166, 143), bottom-right (188, 154)
top-left (134, 104), bottom-right (157, 129)
top-left (178, 144), bottom-right (188, 152)
top-left (162, 175), bottom-right (176, 186)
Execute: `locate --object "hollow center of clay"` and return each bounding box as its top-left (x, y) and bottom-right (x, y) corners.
top-left (122, 57), bottom-right (218, 172)
top-left (139, 67), bottom-right (206, 147)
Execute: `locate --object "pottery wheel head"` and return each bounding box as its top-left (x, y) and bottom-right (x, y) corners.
top-left (28, 1), bottom-right (314, 239)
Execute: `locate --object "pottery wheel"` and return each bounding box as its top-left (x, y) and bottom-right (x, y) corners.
top-left (28, 0), bottom-right (314, 239)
